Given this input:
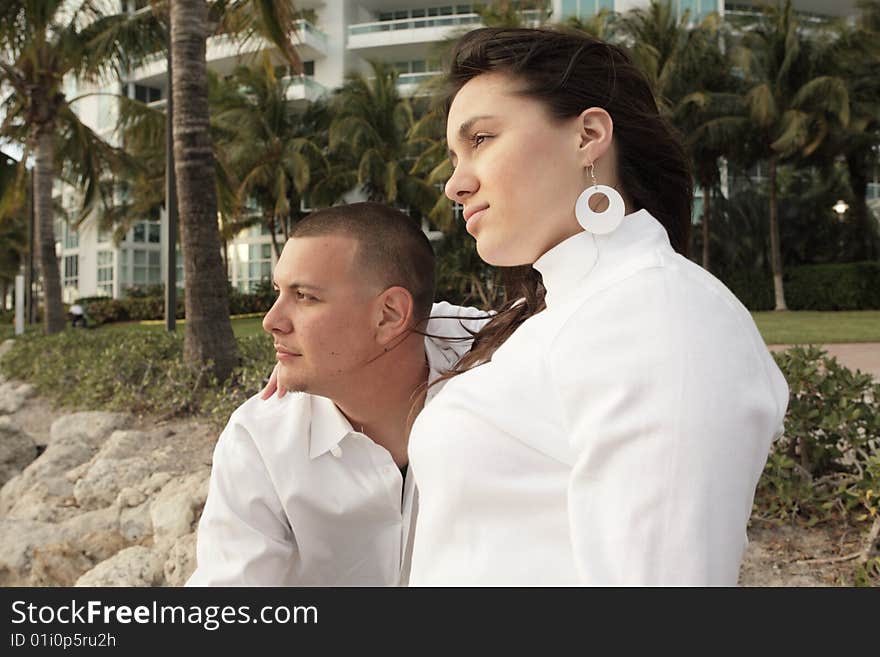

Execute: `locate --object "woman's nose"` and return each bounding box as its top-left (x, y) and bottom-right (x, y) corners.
top-left (445, 165), bottom-right (477, 202)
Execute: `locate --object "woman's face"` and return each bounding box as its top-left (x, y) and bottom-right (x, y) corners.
top-left (445, 72), bottom-right (588, 266)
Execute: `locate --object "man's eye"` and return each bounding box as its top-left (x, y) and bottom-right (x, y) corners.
top-left (295, 291), bottom-right (313, 301)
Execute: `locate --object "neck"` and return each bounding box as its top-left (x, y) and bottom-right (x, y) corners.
top-left (333, 334), bottom-right (428, 468)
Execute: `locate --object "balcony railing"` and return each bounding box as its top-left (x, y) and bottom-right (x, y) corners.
top-left (348, 13), bottom-right (483, 38)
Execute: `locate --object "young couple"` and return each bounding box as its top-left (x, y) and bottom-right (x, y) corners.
top-left (187, 27), bottom-right (788, 587)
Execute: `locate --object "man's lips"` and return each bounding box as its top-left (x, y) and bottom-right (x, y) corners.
top-left (463, 204), bottom-right (488, 222)
top-left (275, 346), bottom-right (301, 358)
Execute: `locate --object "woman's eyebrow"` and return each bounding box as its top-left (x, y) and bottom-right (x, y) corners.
top-left (448, 115), bottom-right (496, 161)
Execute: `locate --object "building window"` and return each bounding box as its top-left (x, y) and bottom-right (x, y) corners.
top-left (132, 220), bottom-right (161, 243)
top-left (63, 255), bottom-right (78, 289)
top-left (97, 251), bottom-right (114, 297)
top-left (562, 0), bottom-right (615, 18)
top-left (134, 84), bottom-right (161, 104)
top-left (64, 223), bottom-right (78, 249)
top-left (132, 249), bottom-right (161, 285)
top-left (236, 243), bottom-right (272, 292)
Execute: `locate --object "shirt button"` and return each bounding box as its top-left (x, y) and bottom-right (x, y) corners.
top-left (330, 445), bottom-right (342, 458)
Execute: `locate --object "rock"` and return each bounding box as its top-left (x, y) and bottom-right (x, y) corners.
top-left (117, 486), bottom-right (146, 508)
top-left (163, 532), bottom-right (197, 587)
top-left (120, 500), bottom-right (152, 543)
top-left (150, 471), bottom-right (210, 545)
top-left (0, 381), bottom-right (35, 414)
top-left (0, 415), bottom-right (38, 487)
top-left (3, 477), bottom-right (77, 522)
top-left (48, 412), bottom-right (130, 449)
top-left (96, 431), bottom-right (150, 461)
top-left (143, 471), bottom-right (173, 495)
top-left (75, 546), bottom-right (163, 587)
top-left (0, 338), bottom-right (15, 359)
top-left (73, 456), bottom-right (152, 510)
top-left (0, 518), bottom-right (63, 586)
top-left (0, 442), bottom-right (94, 516)
top-left (1, 413), bottom-right (130, 516)
top-left (29, 542), bottom-right (94, 587)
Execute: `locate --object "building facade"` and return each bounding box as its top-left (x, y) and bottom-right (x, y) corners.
top-left (59, 0), bottom-right (868, 301)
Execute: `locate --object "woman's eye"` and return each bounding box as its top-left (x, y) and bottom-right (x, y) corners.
top-left (295, 291), bottom-right (314, 301)
top-left (472, 134), bottom-right (489, 148)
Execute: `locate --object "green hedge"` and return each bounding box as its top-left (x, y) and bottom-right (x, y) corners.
top-left (77, 287), bottom-right (275, 326)
top-left (724, 261), bottom-right (880, 311)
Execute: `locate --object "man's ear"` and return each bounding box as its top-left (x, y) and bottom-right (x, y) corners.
top-left (375, 286), bottom-right (415, 345)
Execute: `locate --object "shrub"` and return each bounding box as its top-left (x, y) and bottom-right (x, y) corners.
top-left (0, 328), bottom-right (275, 426)
top-left (722, 262), bottom-right (880, 311)
top-left (755, 346), bottom-right (880, 528)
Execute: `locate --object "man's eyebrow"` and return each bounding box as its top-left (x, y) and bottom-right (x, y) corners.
top-left (447, 115), bottom-right (496, 160)
top-left (272, 280), bottom-right (324, 291)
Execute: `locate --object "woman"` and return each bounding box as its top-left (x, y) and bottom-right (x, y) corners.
top-left (405, 28), bottom-right (789, 586)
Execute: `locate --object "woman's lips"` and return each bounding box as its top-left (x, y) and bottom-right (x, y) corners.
top-left (275, 347), bottom-right (301, 359)
top-left (465, 207), bottom-right (487, 234)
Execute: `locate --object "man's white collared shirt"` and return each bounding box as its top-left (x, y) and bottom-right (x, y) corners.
top-left (186, 302), bottom-right (487, 586)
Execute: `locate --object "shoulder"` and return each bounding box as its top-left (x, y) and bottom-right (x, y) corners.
top-left (219, 392), bottom-right (313, 460)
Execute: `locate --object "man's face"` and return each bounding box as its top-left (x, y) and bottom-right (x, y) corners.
top-left (262, 235), bottom-right (383, 397)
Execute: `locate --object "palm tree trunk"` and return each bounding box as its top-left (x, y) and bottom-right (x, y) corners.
top-left (170, 0), bottom-right (237, 379)
top-left (33, 130), bottom-right (66, 333)
top-left (701, 185), bottom-right (711, 272)
top-left (768, 156), bottom-right (787, 311)
top-left (845, 148), bottom-right (875, 261)
top-left (268, 216), bottom-right (282, 259)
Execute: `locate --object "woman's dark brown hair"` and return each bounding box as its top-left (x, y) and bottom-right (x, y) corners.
top-left (438, 27), bottom-right (693, 377)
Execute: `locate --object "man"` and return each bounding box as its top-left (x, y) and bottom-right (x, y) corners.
top-left (187, 203), bottom-right (487, 586)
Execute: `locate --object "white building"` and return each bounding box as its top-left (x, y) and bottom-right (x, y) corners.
top-left (59, 0), bottom-right (864, 301)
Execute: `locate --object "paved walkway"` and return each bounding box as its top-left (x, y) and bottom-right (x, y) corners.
top-left (768, 343), bottom-right (880, 381)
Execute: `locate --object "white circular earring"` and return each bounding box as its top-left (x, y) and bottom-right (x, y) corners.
top-left (575, 163), bottom-right (625, 235)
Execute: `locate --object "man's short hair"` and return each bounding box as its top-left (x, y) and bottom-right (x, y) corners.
top-left (290, 202), bottom-right (436, 323)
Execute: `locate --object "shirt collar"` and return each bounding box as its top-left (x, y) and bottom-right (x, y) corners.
top-left (532, 208), bottom-right (667, 307)
top-left (308, 394), bottom-right (356, 460)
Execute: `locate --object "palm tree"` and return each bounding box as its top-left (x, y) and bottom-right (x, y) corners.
top-left (698, 1), bottom-right (849, 310)
top-left (616, 2), bottom-right (739, 270)
top-left (328, 61), bottom-right (438, 216)
top-left (808, 1), bottom-right (880, 260)
top-left (0, 1), bottom-right (164, 333)
top-left (214, 66), bottom-right (328, 259)
top-left (167, 0), bottom-right (302, 380)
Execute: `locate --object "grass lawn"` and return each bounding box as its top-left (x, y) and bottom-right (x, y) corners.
top-left (4, 311), bottom-right (878, 345)
top-left (752, 310), bottom-right (880, 345)
top-left (96, 315), bottom-right (267, 339)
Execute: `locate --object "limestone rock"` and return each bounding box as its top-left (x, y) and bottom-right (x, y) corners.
top-left (73, 456), bottom-right (152, 511)
top-left (0, 518), bottom-right (63, 586)
top-left (120, 500), bottom-right (152, 543)
top-left (95, 430), bottom-right (150, 461)
top-left (0, 415), bottom-right (37, 487)
top-left (163, 532), bottom-right (197, 587)
top-left (150, 471), bottom-right (210, 545)
top-left (48, 412), bottom-right (130, 449)
top-left (0, 442), bottom-right (94, 515)
top-left (75, 546), bottom-right (163, 587)
top-left (0, 381), bottom-right (35, 414)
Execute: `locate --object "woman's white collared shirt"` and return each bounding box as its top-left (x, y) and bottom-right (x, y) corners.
top-left (187, 302), bottom-right (488, 586)
top-left (408, 210), bottom-right (789, 586)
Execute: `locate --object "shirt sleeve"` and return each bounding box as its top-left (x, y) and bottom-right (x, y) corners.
top-left (548, 271), bottom-right (786, 585)
top-left (186, 413), bottom-right (298, 586)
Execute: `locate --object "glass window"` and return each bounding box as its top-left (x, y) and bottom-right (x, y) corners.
top-left (64, 223), bottom-right (78, 249)
top-left (96, 251), bottom-right (114, 297)
top-left (63, 255), bottom-right (78, 289)
top-left (456, 4), bottom-right (472, 14)
top-left (148, 222), bottom-right (160, 243)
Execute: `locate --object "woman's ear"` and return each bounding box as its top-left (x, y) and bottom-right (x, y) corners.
top-left (375, 286), bottom-right (415, 345)
top-left (577, 107), bottom-right (614, 167)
